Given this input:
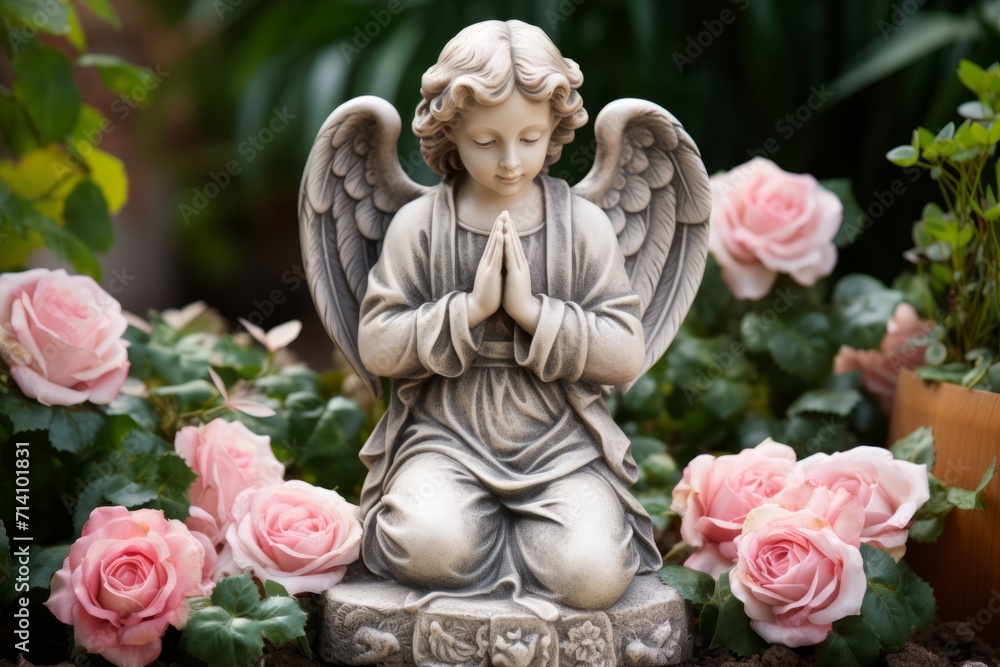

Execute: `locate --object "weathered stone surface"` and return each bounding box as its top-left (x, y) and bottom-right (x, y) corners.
top-left (320, 571), bottom-right (691, 667)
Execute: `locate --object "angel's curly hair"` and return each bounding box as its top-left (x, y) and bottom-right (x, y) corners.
top-left (413, 20), bottom-right (587, 176)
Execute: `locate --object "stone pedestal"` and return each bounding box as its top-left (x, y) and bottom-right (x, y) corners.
top-left (320, 569), bottom-right (692, 667)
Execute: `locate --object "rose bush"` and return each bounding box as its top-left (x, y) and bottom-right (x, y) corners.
top-left (833, 303), bottom-right (936, 413)
top-left (0, 268), bottom-right (129, 406)
top-left (670, 439), bottom-right (803, 576)
top-left (709, 157), bottom-right (842, 300)
top-left (729, 505), bottom-right (866, 647)
top-left (45, 507), bottom-right (215, 667)
top-left (799, 446), bottom-right (930, 560)
top-left (216, 480), bottom-right (362, 595)
top-left (175, 418), bottom-right (285, 546)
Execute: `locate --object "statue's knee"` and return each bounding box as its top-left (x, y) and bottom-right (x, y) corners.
top-left (529, 537), bottom-right (634, 609)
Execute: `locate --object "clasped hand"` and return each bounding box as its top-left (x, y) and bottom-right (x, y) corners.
top-left (467, 211), bottom-right (541, 334)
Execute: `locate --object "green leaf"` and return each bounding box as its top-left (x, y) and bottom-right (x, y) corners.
top-left (702, 379), bottom-right (751, 419)
top-left (0, 393), bottom-right (54, 433)
top-left (833, 275), bottom-right (904, 350)
top-left (622, 372), bottom-right (661, 419)
top-left (629, 436), bottom-right (666, 463)
top-left (28, 543), bottom-right (70, 590)
top-left (184, 574), bottom-right (307, 667)
top-left (830, 12), bottom-right (980, 101)
top-left (78, 0), bottom-right (119, 26)
top-left (946, 457), bottom-right (997, 510)
top-left (787, 388), bottom-right (863, 417)
top-left (0, 95), bottom-right (39, 156)
top-left (898, 560), bottom-right (935, 633)
top-left (78, 54), bottom-right (151, 99)
top-left (49, 407), bottom-right (105, 454)
top-left (658, 565), bottom-right (716, 606)
top-left (63, 179), bottom-right (114, 253)
top-left (716, 591), bottom-right (768, 656)
top-left (889, 426), bottom-right (935, 469)
top-left (886, 145), bottom-right (917, 166)
top-left (816, 615), bottom-right (882, 667)
top-left (908, 516), bottom-right (945, 542)
top-left (958, 59), bottom-right (986, 92)
top-left (823, 179), bottom-right (862, 248)
top-left (915, 362), bottom-right (968, 384)
top-left (767, 313), bottom-right (834, 382)
top-left (0, 0), bottom-right (69, 34)
top-left (11, 39), bottom-right (81, 143)
top-left (264, 580), bottom-right (291, 598)
top-left (102, 476), bottom-right (158, 508)
top-left (859, 544), bottom-right (909, 650)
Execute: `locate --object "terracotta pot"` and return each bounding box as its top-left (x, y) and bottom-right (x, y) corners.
top-left (888, 369), bottom-right (1000, 642)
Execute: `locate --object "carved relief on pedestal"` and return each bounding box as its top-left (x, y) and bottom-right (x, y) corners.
top-left (557, 613), bottom-right (614, 667)
top-left (488, 616), bottom-right (555, 667)
top-left (413, 615), bottom-right (489, 667)
top-left (328, 602), bottom-right (412, 666)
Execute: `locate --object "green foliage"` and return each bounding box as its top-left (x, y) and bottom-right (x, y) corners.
top-left (886, 60), bottom-right (1000, 383)
top-left (183, 574), bottom-right (307, 667)
top-left (658, 565), bottom-right (715, 606)
top-left (697, 571), bottom-right (768, 657)
top-left (0, 1), bottom-right (136, 276)
top-left (0, 521), bottom-right (10, 605)
top-left (816, 616), bottom-right (882, 667)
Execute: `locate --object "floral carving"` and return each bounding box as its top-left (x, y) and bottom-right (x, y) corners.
top-left (562, 620), bottom-right (607, 664)
top-left (492, 628), bottom-right (551, 667)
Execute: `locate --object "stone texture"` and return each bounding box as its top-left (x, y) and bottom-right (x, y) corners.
top-left (320, 569), bottom-right (691, 667)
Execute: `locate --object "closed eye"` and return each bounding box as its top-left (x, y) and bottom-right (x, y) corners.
top-left (521, 137), bottom-right (540, 145)
top-left (474, 139), bottom-right (496, 147)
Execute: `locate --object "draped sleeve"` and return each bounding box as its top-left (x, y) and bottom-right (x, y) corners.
top-left (513, 196), bottom-right (645, 386)
top-left (358, 196), bottom-right (484, 380)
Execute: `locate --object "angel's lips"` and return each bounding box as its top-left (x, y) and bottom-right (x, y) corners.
top-left (497, 174), bottom-right (523, 184)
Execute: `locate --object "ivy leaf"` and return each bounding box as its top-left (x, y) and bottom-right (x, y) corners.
top-left (183, 574), bottom-right (307, 667)
top-left (816, 615), bottom-right (881, 667)
top-left (768, 313), bottom-right (835, 382)
top-left (859, 544), bottom-right (909, 650)
top-left (49, 407), bottom-right (106, 454)
top-left (889, 426), bottom-right (935, 469)
top-left (11, 40), bottom-right (81, 143)
top-left (63, 180), bottom-right (114, 253)
top-left (832, 275), bottom-right (904, 350)
top-left (787, 388), bottom-right (863, 417)
top-left (658, 565), bottom-right (716, 606)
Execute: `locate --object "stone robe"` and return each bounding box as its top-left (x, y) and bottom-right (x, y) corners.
top-left (356, 175), bottom-right (661, 617)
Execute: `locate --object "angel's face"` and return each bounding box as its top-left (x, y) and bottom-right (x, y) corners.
top-left (448, 88), bottom-right (554, 202)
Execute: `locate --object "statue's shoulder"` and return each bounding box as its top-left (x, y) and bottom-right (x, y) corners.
top-left (384, 184), bottom-right (441, 240)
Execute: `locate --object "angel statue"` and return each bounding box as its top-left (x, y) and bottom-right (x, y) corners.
top-left (300, 19), bottom-right (710, 621)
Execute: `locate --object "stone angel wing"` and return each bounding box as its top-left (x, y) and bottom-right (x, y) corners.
top-left (299, 96), bottom-right (428, 399)
top-left (573, 99), bottom-right (712, 390)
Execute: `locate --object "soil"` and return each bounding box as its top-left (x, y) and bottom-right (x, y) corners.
top-left (5, 621), bottom-right (998, 667)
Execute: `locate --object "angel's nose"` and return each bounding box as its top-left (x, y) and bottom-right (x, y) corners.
top-left (499, 147), bottom-right (521, 171)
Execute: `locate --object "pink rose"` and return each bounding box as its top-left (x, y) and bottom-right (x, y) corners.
top-left (709, 158), bottom-right (842, 300)
top-left (834, 303), bottom-right (935, 413)
top-left (217, 480), bottom-right (362, 595)
top-left (730, 505), bottom-right (866, 647)
top-left (799, 446), bottom-right (929, 561)
top-left (0, 268), bottom-right (130, 406)
top-left (45, 507), bottom-right (214, 667)
top-left (175, 418), bottom-right (285, 546)
top-left (671, 439), bottom-right (804, 576)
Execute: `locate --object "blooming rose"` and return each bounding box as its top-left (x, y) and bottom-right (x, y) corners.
top-left (45, 507), bottom-right (214, 667)
top-left (709, 158), bottom-right (842, 300)
top-left (216, 480), bottom-right (362, 595)
top-left (730, 505), bottom-right (866, 647)
top-left (0, 268), bottom-right (130, 406)
top-left (799, 446), bottom-right (929, 561)
top-left (175, 418), bottom-right (285, 546)
top-left (834, 303), bottom-right (935, 413)
top-left (671, 439), bottom-right (804, 576)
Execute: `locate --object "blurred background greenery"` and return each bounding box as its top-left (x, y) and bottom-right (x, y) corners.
top-left (2, 0), bottom-right (999, 363)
